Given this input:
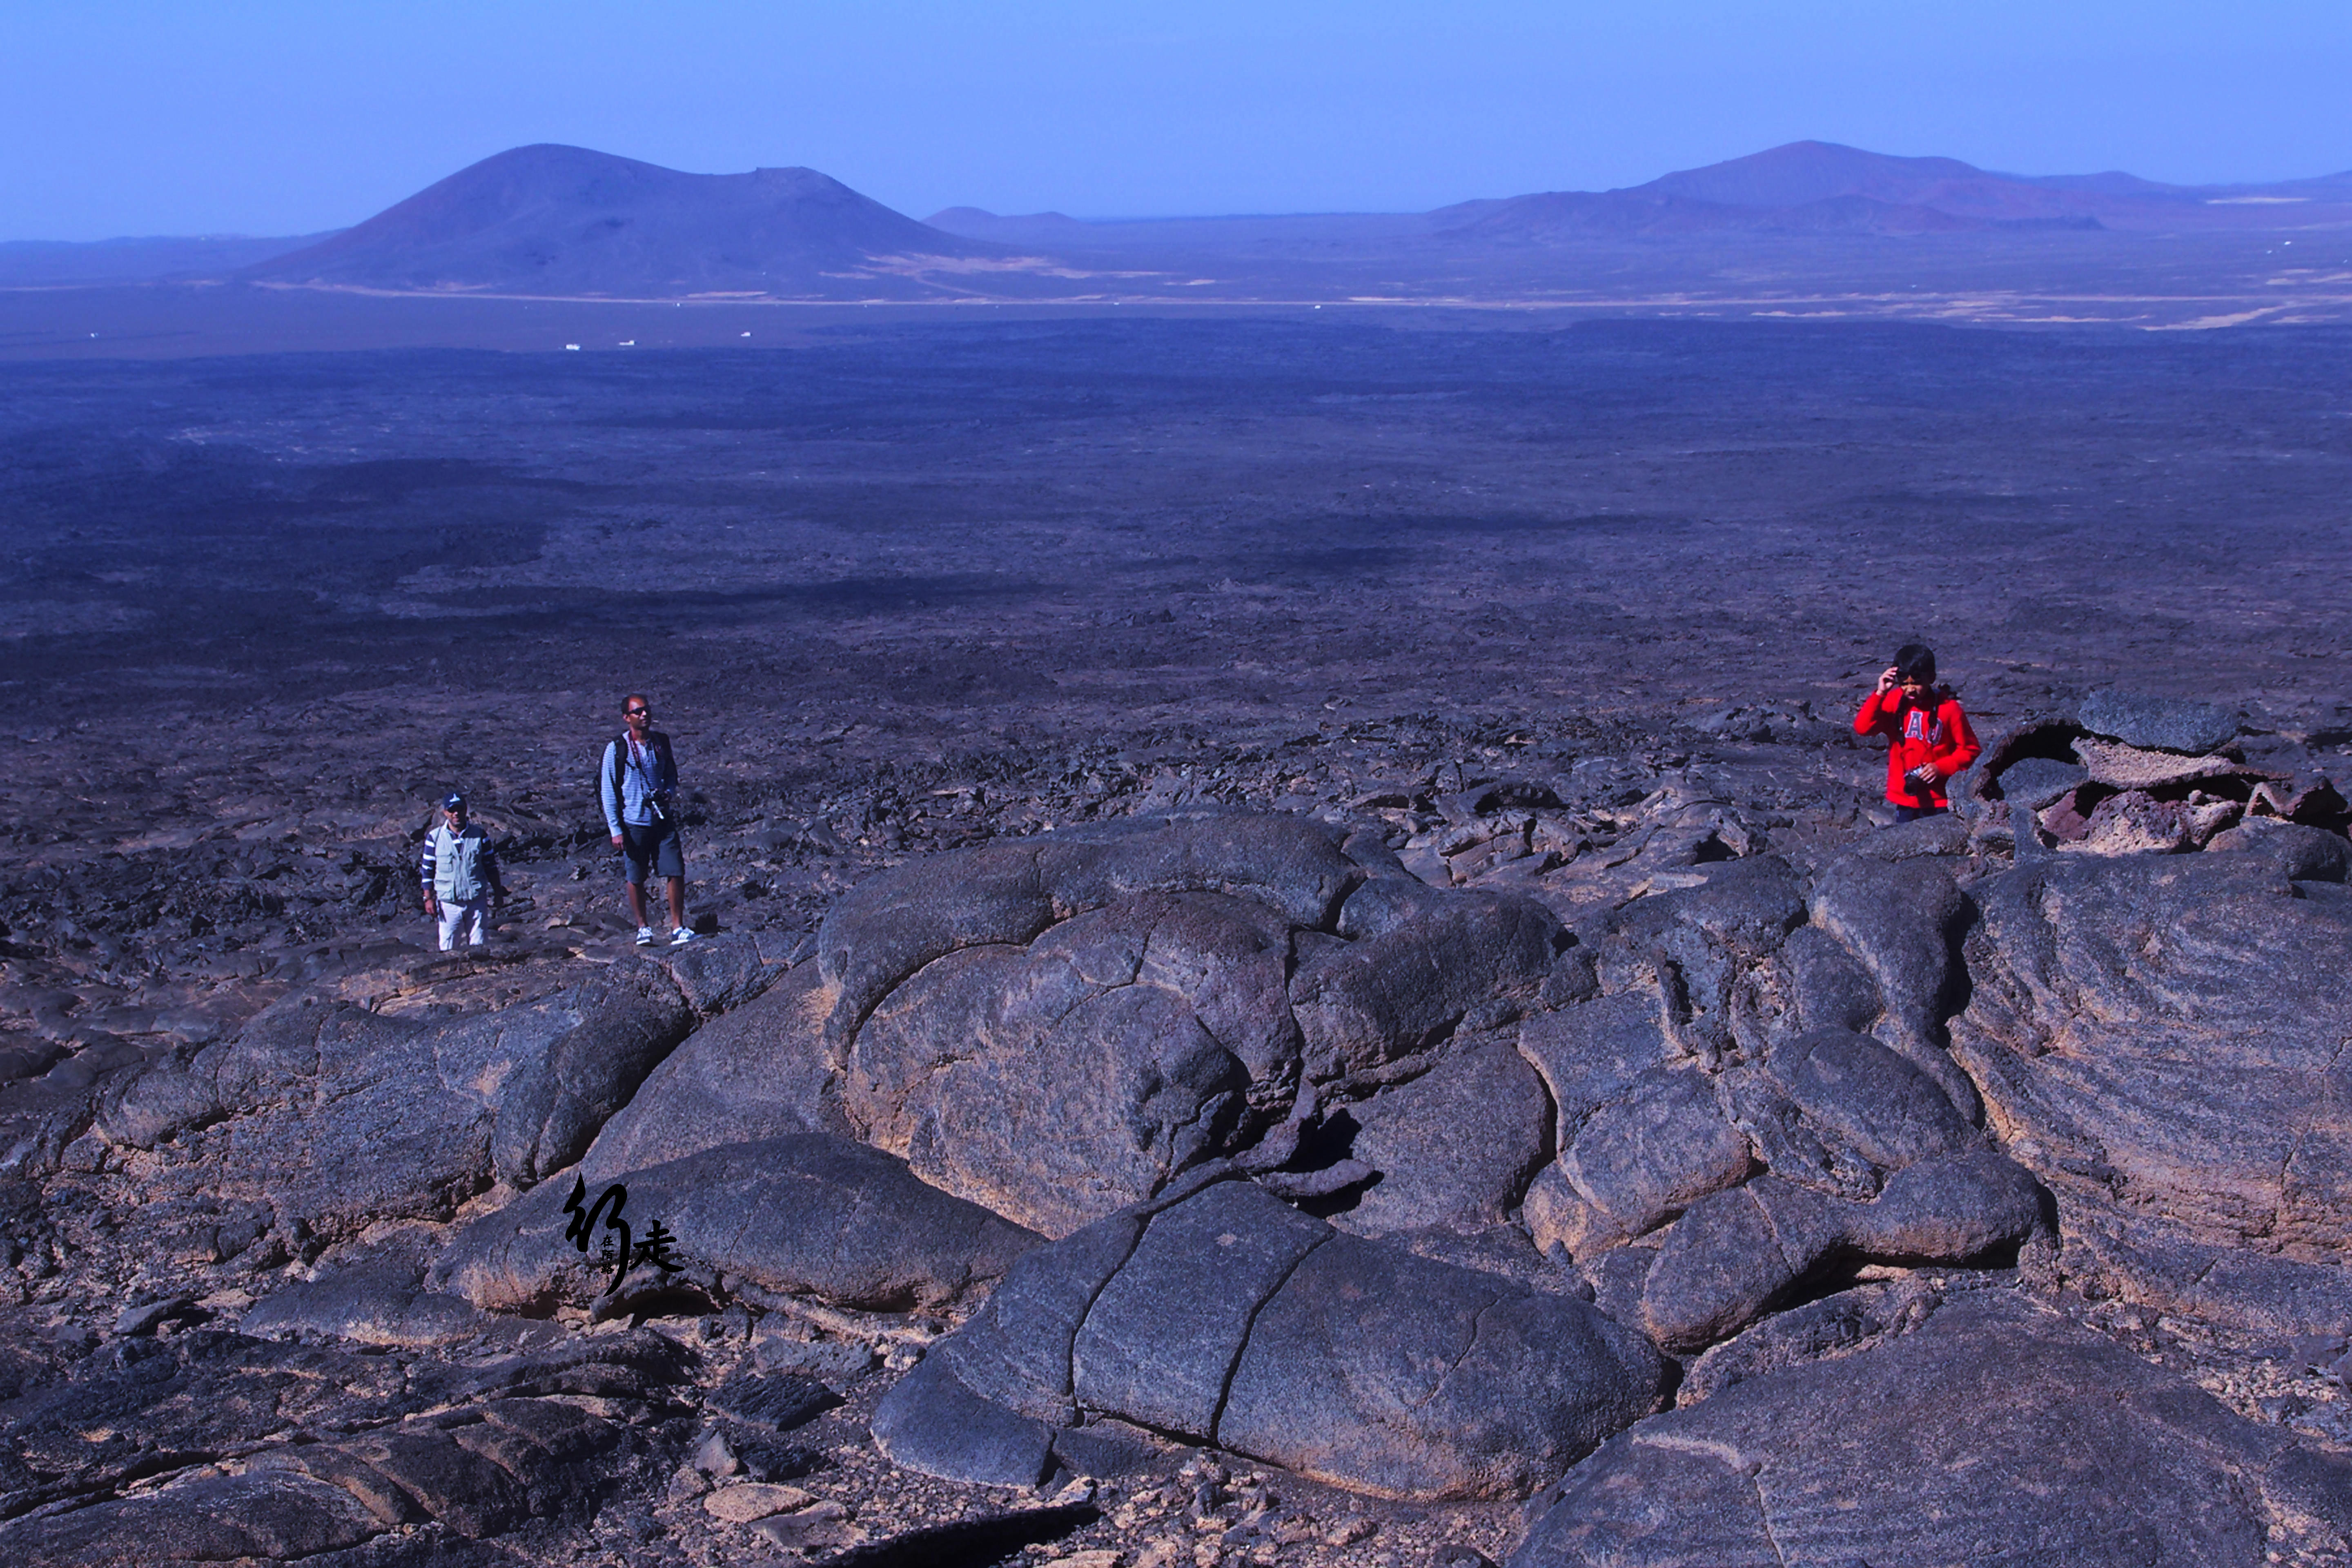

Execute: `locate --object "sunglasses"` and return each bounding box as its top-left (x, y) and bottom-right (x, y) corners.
top-left (625, 707), bottom-right (650, 717)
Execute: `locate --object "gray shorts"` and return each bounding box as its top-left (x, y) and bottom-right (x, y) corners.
top-left (619, 820), bottom-right (684, 884)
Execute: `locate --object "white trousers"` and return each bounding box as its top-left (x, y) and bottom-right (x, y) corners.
top-left (437, 898), bottom-right (488, 951)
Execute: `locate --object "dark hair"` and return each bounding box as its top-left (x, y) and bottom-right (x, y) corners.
top-left (1893, 644), bottom-right (1938, 684)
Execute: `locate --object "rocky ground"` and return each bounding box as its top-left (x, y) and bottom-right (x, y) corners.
top-left (2, 319), bottom-right (2351, 1565)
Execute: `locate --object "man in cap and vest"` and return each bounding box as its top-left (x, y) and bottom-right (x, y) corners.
top-left (419, 792), bottom-right (508, 952)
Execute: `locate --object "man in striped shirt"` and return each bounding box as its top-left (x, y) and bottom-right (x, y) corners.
top-left (420, 792), bottom-right (507, 952)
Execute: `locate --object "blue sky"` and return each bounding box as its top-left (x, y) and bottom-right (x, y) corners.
top-left (6, 1), bottom-right (2351, 240)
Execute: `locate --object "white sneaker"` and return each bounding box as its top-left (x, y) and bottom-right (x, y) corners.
top-left (634, 926), bottom-right (655, 946)
top-left (670, 927), bottom-right (699, 946)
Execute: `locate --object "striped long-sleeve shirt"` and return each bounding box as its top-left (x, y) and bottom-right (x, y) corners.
top-left (419, 824), bottom-right (501, 901)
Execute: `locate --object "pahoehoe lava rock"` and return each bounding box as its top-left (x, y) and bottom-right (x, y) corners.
top-left (490, 961), bottom-right (697, 1187)
top-left (2077, 688), bottom-right (2243, 756)
top-left (873, 1167), bottom-right (1666, 1501)
top-left (0, 1470), bottom-right (385, 1568)
top-left (843, 891), bottom-right (1277, 1236)
top-left (1764, 1026), bottom-right (1976, 1171)
top-left (1953, 851), bottom-right (2352, 1334)
top-left (580, 961), bottom-right (839, 1180)
top-left (240, 1258), bottom-right (559, 1350)
top-left (817, 814), bottom-right (1363, 1048)
top-left (815, 813), bottom-right (1559, 1236)
top-left (1638, 1152), bottom-right (2045, 1348)
top-left (0, 1327), bottom-right (690, 1564)
top-left (433, 1133), bottom-right (1041, 1314)
top-left (1993, 753), bottom-right (2091, 811)
top-left (1335, 1040), bottom-right (1553, 1234)
top-left (1503, 847), bottom-right (2047, 1348)
top-left (1293, 888), bottom-right (1560, 1080)
top-left (2208, 816), bottom-right (2352, 882)
top-left (1804, 853), bottom-right (1982, 1118)
top-left (43, 792), bottom-right (2343, 1558)
top-left (1511, 1294), bottom-right (2352, 1567)
top-left (94, 961), bottom-right (692, 1237)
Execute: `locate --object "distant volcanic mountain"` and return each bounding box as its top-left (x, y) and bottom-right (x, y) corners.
top-left (1449, 140), bottom-right (2351, 240)
top-left (1443, 187), bottom-right (2025, 241)
top-left (247, 145), bottom-right (1025, 299)
top-left (1643, 141), bottom-right (2100, 220)
top-left (924, 207), bottom-right (1097, 244)
top-left (161, 138), bottom-right (2352, 310)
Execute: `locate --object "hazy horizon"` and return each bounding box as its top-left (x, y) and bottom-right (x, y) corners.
top-left (7, 1), bottom-right (2352, 243)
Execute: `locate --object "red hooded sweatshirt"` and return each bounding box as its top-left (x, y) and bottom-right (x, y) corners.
top-left (1854, 686), bottom-right (1981, 808)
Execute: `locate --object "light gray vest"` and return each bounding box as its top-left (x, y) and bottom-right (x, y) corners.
top-left (430, 824), bottom-right (490, 902)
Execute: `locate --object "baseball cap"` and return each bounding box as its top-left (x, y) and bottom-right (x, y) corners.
top-left (441, 792), bottom-right (466, 811)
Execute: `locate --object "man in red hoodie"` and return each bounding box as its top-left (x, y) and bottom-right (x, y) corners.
top-left (1854, 644), bottom-right (1981, 821)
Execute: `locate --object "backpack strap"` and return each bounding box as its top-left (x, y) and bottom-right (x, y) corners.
top-left (609, 732), bottom-right (668, 821)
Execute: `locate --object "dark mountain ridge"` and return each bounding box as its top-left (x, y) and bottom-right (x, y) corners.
top-left (247, 144), bottom-right (1019, 299)
top-left (1456, 140), bottom-right (2352, 240)
top-left (13, 140), bottom-right (2350, 311)
top-left (1447, 187), bottom-right (2081, 242)
top-left (924, 207), bottom-right (1095, 243)
top-left (928, 142), bottom-right (2352, 254)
